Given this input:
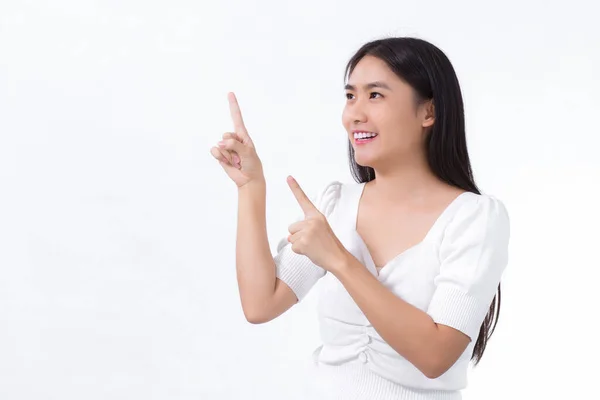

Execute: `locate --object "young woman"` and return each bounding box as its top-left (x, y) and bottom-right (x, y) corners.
top-left (210, 37), bottom-right (510, 400)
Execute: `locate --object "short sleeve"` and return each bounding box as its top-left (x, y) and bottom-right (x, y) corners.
top-left (274, 181), bottom-right (343, 301)
top-left (426, 194), bottom-right (510, 341)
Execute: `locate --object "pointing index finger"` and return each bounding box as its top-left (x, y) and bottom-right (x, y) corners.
top-left (287, 176), bottom-right (319, 217)
top-left (228, 92), bottom-right (248, 138)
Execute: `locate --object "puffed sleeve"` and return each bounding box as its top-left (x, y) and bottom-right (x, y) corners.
top-left (274, 181), bottom-right (343, 302)
top-left (426, 194), bottom-right (510, 341)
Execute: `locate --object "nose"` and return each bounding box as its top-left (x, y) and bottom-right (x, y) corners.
top-left (346, 100), bottom-right (368, 125)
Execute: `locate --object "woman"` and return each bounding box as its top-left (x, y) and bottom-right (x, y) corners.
top-left (210, 37), bottom-right (510, 400)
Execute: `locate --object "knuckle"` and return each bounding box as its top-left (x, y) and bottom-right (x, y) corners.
top-left (231, 138), bottom-right (243, 149)
top-left (219, 149), bottom-right (231, 159)
top-left (224, 132), bottom-right (240, 141)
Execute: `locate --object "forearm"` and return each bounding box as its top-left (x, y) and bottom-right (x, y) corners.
top-left (332, 254), bottom-right (443, 377)
top-left (235, 180), bottom-right (276, 318)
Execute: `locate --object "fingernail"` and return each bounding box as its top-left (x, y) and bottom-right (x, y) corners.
top-left (233, 155), bottom-right (240, 164)
top-left (218, 141), bottom-right (225, 146)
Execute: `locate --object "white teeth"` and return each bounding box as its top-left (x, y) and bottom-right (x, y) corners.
top-left (354, 132), bottom-right (377, 139)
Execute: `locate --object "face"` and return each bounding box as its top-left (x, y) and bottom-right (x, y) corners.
top-left (342, 55), bottom-right (434, 169)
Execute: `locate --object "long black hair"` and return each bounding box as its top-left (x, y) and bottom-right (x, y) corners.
top-left (344, 37), bottom-right (500, 366)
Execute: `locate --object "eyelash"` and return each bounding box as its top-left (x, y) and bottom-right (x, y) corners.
top-left (345, 92), bottom-right (383, 100)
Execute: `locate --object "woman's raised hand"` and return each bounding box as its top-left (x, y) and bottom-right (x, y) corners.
top-left (210, 92), bottom-right (265, 188)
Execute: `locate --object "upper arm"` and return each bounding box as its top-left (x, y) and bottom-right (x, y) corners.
top-left (426, 195), bottom-right (510, 375)
top-left (245, 277), bottom-right (297, 324)
top-left (270, 277), bottom-right (300, 319)
top-left (249, 181), bottom-right (342, 324)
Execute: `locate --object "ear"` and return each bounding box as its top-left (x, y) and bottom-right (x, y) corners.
top-left (421, 99), bottom-right (435, 128)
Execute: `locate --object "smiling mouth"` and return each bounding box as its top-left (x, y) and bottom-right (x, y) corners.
top-left (353, 133), bottom-right (378, 145)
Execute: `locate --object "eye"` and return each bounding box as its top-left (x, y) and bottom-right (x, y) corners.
top-left (345, 92), bottom-right (383, 100)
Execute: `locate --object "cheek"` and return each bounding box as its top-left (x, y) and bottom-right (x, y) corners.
top-left (373, 107), bottom-right (402, 135)
top-left (380, 110), bottom-right (420, 145)
top-left (341, 108), bottom-right (351, 129)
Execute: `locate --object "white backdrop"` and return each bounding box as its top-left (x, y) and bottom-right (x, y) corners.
top-left (1, 1), bottom-right (599, 399)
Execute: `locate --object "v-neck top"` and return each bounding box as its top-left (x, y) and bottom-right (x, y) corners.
top-left (274, 180), bottom-right (510, 397)
top-left (352, 183), bottom-right (472, 277)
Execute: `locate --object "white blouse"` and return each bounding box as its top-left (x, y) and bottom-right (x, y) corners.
top-left (274, 181), bottom-right (510, 399)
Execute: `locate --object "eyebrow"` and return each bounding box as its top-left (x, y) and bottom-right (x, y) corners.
top-left (344, 81), bottom-right (392, 91)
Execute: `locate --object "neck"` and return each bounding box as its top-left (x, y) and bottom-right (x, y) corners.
top-left (369, 155), bottom-right (442, 203)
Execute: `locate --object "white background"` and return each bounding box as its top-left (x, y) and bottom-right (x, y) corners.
top-left (1, 1), bottom-right (599, 399)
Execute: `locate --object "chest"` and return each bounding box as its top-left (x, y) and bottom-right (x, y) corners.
top-left (319, 208), bottom-right (444, 320)
top-left (317, 234), bottom-right (442, 324)
top-left (356, 202), bottom-right (443, 272)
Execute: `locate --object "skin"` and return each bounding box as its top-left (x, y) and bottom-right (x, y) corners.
top-left (289, 57), bottom-right (471, 379)
top-left (337, 55), bottom-right (472, 378)
top-left (342, 55), bottom-right (467, 273)
top-left (286, 175), bottom-right (471, 379)
top-left (211, 56), bottom-right (472, 378)
top-left (328, 56), bottom-right (471, 378)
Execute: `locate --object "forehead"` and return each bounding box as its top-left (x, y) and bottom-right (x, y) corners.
top-left (346, 56), bottom-right (396, 87)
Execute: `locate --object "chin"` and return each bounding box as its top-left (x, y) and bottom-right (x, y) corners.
top-left (353, 151), bottom-right (377, 168)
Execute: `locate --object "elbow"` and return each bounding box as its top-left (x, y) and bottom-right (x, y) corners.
top-left (245, 314), bottom-right (268, 325)
top-left (422, 358), bottom-right (453, 380)
top-left (240, 292), bottom-right (280, 324)
top-left (423, 366), bottom-right (446, 380)
top-left (242, 307), bottom-right (272, 325)
top-left (243, 310), bottom-right (265, 324)
top-left (246, 317), bottom-right (266, 325)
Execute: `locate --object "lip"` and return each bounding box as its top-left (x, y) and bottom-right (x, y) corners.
top-left (353, 133), bottom-right (378, 145)
top-left (352, 130), bottom-right (377, 134)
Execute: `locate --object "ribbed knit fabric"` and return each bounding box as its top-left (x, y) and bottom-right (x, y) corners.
top-left (300, 360), bottom-right (462, 400)
top-left (275, 180), bottom-right (510, 398)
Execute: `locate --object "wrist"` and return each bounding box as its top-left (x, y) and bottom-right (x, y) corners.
top-left (238, 179), bottom-right (266, 194)
top-left (331, 250), bottom-right (357, 277)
